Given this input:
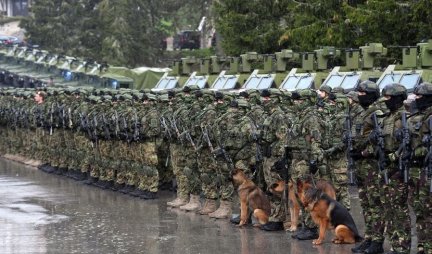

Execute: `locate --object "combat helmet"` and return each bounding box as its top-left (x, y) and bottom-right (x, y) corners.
top-left (355, 80), bottom-right (379, 108)
top-left (382, 83), bottom-right (407, 112)
top-left (413, 82), bottom-right (432, 111)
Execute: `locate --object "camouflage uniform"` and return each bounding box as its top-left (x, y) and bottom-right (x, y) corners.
top-left (378, 84), bottom-right (411, 254)
top-left (407, 83), bottom-right (432, 254)
top-left (351, 81), bottom-right (387, 253)
top-left (260, 89), bottom-right (291, 229)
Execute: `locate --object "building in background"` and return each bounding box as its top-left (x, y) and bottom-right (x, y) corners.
top-left (0, 0), bottom-right (32, 17)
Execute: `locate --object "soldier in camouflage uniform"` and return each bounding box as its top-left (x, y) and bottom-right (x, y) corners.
top-left (351, 81), bottom-right (387, 254)
top-left (373, 83), bottom-right (411, 254)
top-left (166, 86), bottom-right (200, 209)
top-left (290, 89), bottom-right (331, 240)
top-left (407, 83), bottom-right (432, 254)
top-left (324, 92), bottom-right (351, 210)
top-left (259, 89), bottom-right (292, 231)
top-left (195, 91), bottom-right (229, 216)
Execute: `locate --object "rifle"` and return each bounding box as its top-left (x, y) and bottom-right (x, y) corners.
top-left (345, 107), bottom-right (356, 185)
top-left (101, 113), bottom-right (111, 140)
top-left (133, 111), bottom-right (140, 141)
top-left (49, 102), bottom-right (54, 135)
top-left (282, 146), bottom-right (292, 222)
top-left (160, 116), bottom-right (172, 140)
top-left (249, 120), bottom-right (264, 186)
top-left (371, 113), bottom-right (389, 184)
top-left (182, 127), bottom-right (198, 151)
top-left (201, 125), bottom-right (214, 152)
top-left (398, 112), bottom-right (411, 183)
top-left (425, 117), bottom-right (432, 194)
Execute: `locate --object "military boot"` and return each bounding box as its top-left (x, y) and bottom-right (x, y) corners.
top-left (179, 194), bottom-right (201, 212)
top-left (119, 185), bottom-right (135, 194)
top-left (197, 198), bottom-right (217, 215)
top-left (167, 197), bottom-right (188, 208)
top-left (363, 241), bottom-right (384, 254)
top-left (352, 238), bottom-right (372, 253)
top-left (261, 221), bottom-right (284, 231)
top-left (208, 200), bottom-right (232, 219)
top-left (296, 227), bottom-right (319, 240)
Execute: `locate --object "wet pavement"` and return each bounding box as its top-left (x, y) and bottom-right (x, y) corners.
top-left (0, 158), bottom-right (402, 254)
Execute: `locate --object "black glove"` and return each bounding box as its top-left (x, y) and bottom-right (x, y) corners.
top-left (271, 158), bottom-right (288, 179)
top-left (309, 160), bottom-right (318, 175)
top-left (212, 147), bottom-right (226, 159)
top-left (349, 149), bottom-right (363, 160)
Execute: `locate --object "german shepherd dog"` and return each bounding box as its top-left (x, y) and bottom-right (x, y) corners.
top-left (269, 177), bottom-right (336, 232)
top-left (302, 188), bottom-right (363, 245)
top-left (231, 168), bottom-right (271, 226)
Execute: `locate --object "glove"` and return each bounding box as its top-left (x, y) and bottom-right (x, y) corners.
top-left (309, 160), bottom-right (318, 175)
top-left (212, 147), bottom-right (226, 159)
top-left (348, 149), bottom-right (363, 160)
top-left (324, 147), bottom-right (337, 156)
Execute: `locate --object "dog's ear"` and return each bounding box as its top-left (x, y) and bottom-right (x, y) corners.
top-left (231, 168), bottom-right (239, 175)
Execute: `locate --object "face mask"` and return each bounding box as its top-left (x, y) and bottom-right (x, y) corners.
top-left (358, 93), bottom-right (378, 108)
top-left (384, 95), bottom-right (405, 112)
top-left (414, 95), bottom-right (432, 111)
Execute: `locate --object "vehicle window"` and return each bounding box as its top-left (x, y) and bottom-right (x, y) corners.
top-left (341, 74), bottom-right (360, 90)
top-left (257, 76), bottom-right (274, 89)
top-left (222, 76), bottom-right (238, 89)
top-left (297, 75), bottom-right (314, 90)
top-left (379, 73), bottom-right (402, 90)
top-left (400, 73), bottom-right (420, 90)
top-left (281, 76), bottom-right (299, 91)
top-left (325, 75), bottom-right (344, 88)
top-left (243, 76), bottom-right (261, 89)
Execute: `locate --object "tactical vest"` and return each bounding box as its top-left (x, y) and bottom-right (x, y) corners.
top-left (382, 110), bottom-right (403, 153)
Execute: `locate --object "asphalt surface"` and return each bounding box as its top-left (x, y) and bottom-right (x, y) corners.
top-left (0, 158), bottom-right (408, 254)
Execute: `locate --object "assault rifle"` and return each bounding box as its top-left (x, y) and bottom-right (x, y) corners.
top-left (101, 113), bottom-right (111, 140)
top-left (133, 111), bottom-right (140, 141)
top-left (425, 117), bottom-right (432, 194)
top-left (282, 145), bottom-right (292, 221)
top-left (201, 125), bottom-right (214, 152)
top-left (372, 113), bottom-right (389, 184)
top-left (160, 116), bottom-right (172, 140)
top-left (249, 120), bottom-right (264, 187)
top-left (345, 107), bottom-right (356, 185)
top-left (398, 112), bottom-right (411, 183)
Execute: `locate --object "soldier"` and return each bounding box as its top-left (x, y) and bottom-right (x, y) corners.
top-left (324, 93), bottom-right (351, 210)
top-left (407, 83), bottom-right (432, 254)
top-left (350, 81), bottom-right (387, 254)
top-left (374, 83), bottom-right (411, 254)
top-left (259, 89), bottom-right (292, 231)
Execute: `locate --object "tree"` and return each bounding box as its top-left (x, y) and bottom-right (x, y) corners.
top-left (213, 0), bottom-right (290, 55)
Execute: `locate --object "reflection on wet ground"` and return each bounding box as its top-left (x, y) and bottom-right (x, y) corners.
top-left (0, 158), bottom-right (397, 254)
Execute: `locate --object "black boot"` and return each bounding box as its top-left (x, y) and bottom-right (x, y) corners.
top-left (119, 185), bottom-right (135, 194)
top-left (291, 226), bottom-right (307, 239)
top-left (230, 212), bottom-right (252, 225)
top-left (83, 176), bottom-right (98, 185)
top-left (129, 189), bottom-right (146, 197)
top-left (74, 172), bottom-right (87, 181)
top-left (296, 227), bottom-right (318, 240)
top-left (140, 191), bottom-right (157, 199)
top-left (364, 241), bottom-right (384, 254)
top-left (111, 183), bottom-right (124, 191)
top-left (261, 221), bottom-right (284, 231)
top-left (352, 238), bottom-right (372, 253)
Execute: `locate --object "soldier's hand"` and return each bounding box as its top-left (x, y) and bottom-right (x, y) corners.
top-left (309, 160), bottom-right (318, 175)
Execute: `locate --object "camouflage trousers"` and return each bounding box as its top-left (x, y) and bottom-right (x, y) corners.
top-left (198, 149), bottom-right (234, 201)
top-left (291, 158), bottom-right (316, 228)
top-left (356, 159), bottom-right (385, 242)
top-left (328, 156), bottom-right (351, 210)
top-left (381, 168), bottom-right (411, 253)
top-left (409, 167), bottom-right (432, 254)
top-left (170, 143), bottom-right (191, 200)
top-left (263, 156), bottom-right (286, 223)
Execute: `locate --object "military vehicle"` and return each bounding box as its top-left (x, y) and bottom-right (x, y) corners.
top-left (152, 57), bottom-right (198, 91)
top-left (183, 56), bottom-right (228, 89)
top-left (320, 43), bottom-right (387, 92)
top-left (377, 40), bottom-right (432, 92)
top-left (279, 47), bottom-right (338, 91)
